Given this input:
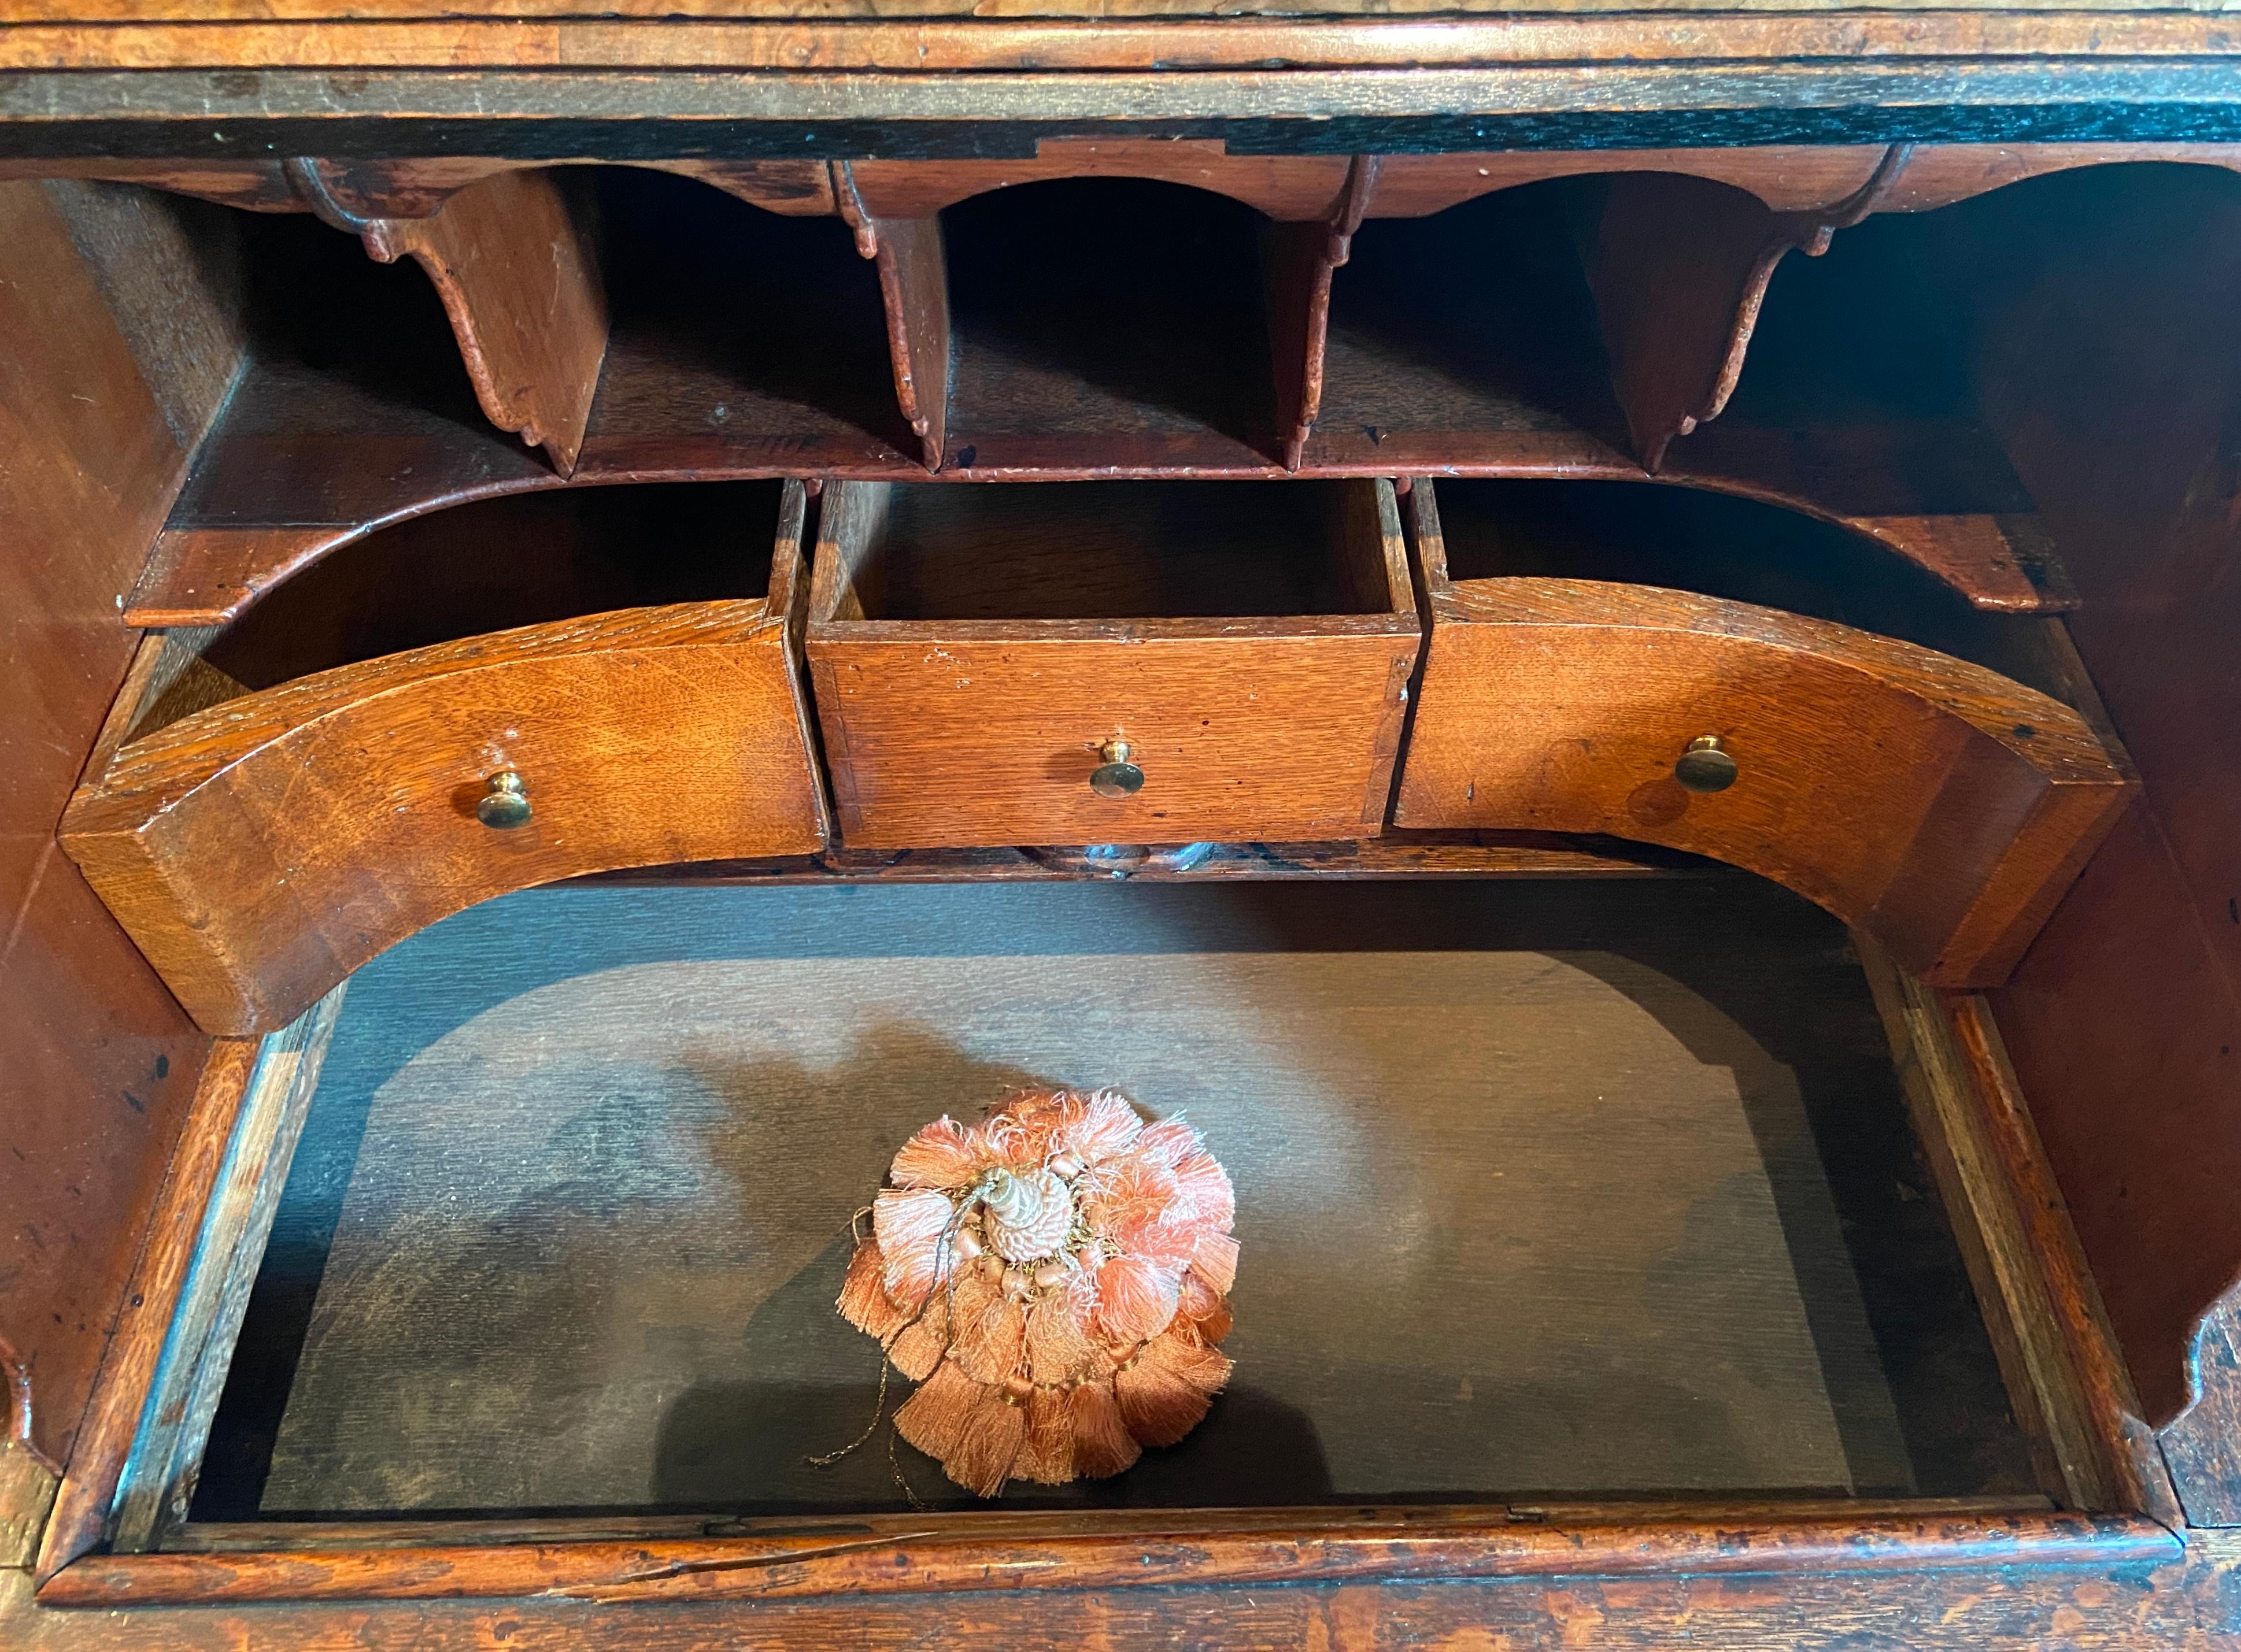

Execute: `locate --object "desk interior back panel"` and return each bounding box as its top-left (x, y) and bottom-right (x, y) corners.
top-left (192, 878), bottom-right (2033, 1519)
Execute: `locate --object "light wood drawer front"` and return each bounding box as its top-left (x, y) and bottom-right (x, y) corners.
top-left (1393, 494), bottom-right (2136, 988)
top-left (61, 604), bottom-right (827, 1036)
top-left (805, 477), bottom-right (1421, 850)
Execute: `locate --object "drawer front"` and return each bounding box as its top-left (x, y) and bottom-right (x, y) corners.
top-left (62, 605), bottom-right (826, 1035)
top-left (809, 631), bottom-right (1417, 849)
top-left (1393, 578), bottom-right (2133, 986)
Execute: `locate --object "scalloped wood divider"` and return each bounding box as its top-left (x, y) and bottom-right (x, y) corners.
top-left (1583, 144), bottom-right (1914, 473)
top-left (284, 159), bottom-right (609, 474)
top-left (832, 161), bottom-right (949, 472)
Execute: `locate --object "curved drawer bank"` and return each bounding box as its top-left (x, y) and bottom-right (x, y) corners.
top-left (1393, 495), bottom-right (2136, 988)
top-left (61, 602), bottom-right (826, 1036)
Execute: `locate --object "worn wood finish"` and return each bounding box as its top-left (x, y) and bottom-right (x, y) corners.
top-left (1858, 942), bottom-right (2174, 1520)
top-left (1392, 480), bottom-right (2134, 987)
top-left (109, 989), bottom-right (347, 1555)
top-left (34, 1039), bottom-right (260, 1585)
top-left (1587, 146), bottom-right (1910, 472)
top-left (0, 179), bottom-right (220, 1475)
top-left (61, 483), bottom-right (827, 1035)
top-left (1269, 155), bottom-right (1379, 469)
top-left (807, 479), bottom-right (1418, 847)
top-left (1909, 160), bottom-right (2241, 1444)
top-left (290, 162), bottom-right (608, 474)
top-left (40, 1509), bottom-right (2172, 1608)
top-left (9, 1557), bottom-right (2233, 1651)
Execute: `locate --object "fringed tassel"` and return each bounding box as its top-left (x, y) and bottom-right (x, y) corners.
top-left (1071, 1379), bottom-right (1142, 1478)
top-left (1016, 1387), bottom-right (1077, 1484)
top-left (893, 1360), bottom-right (979, 1465)
top-left (1116, 1325), bottom-right (1233, 1447)
top-left (947, 1384), bottom-right (1029, 1498)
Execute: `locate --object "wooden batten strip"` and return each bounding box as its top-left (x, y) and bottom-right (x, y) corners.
top-left (1857, 939), bottom-right (2180, 1524)
top-left (32, 1040), bottom-right (261, 1585)
top-left (106, 989), bottom-right (349, 1554)
top-left (38, 1509), bottom-right (2175, 1608)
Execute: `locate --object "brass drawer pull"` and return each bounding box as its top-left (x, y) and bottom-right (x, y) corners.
top-left (1673, 735), bottom-right (1739, 794)
top-left (1089, 739), bottom-right (1145, 800)
top-left (476, 769), bottom-right (532, 828)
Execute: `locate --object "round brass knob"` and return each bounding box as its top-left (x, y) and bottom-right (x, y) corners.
top-left (1088, 739), bottom-right (1145, 800)
top-left (476, 769), bottom-right (532, 828)
top-left (1673, 735), bottom-right (1739, 794)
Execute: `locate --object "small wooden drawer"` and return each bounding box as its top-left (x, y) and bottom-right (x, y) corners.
top-left (62, 481), bottom-right (827, 1036)
top-left (1392, 479), bottom-right (2137, 987)
top-left (804, 478), bottom-right (1421, 849)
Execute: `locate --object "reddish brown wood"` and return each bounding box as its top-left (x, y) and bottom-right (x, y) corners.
top-left (290, 161), bottom-right (609, 473)
top-left (1268, 155), bottom-right (1380, 469)
top-left (1392, 480), bottom-right (2135, 987)
top-left (35, 1508), bottom-right (2175, 1608)
top-left (1941, 992), bottom-right (2181, 1523)
top-left (806, 477), bottom-right (1419, 849)
top-left (848, 140), bottom-right (1351, 221)
top-left (1587, 145), bottom-right (1913, 472)
top-left (835, 162), bottom-right (950, 471)
top-left (33, 1039), bottom-right (258, 1584)
top-left (0, 180), bottom-right (218, 1475)
top-left (62, 486), bottom-right (828, 1035)
top-left (1947, 161), bottom-right (2241, 1432)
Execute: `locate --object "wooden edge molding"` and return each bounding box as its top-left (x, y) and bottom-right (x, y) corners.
top-left (17, 143), bottom-right (2241, 232)
top-left (1587, 143), bottom-right (1913, 473)
top-left (1857, 942), bottom-right (2183, 1527)
top-left (33, 1040), bottom-right (262, 1585)
top-left (35, 1508), bottom-right (2178, 1609)
top-left (9, 14), bottom-right (2241, 76)
top-left (285, 158), bottom-right (608, 474)
top-left (106, 990), bottom-right (347, 1555)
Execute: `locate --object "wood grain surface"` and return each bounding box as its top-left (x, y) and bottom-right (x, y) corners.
top-left (807, 477), bottom-right (1418, 847)
top-left (0, 180), bottom-right (217, 1472)
top-left (1392, 480), bottom-right (2134, 987)
top-left (183, 876), bottom-right (2024, 1527)
top-left (63, 484), bottom-right (827, 1035)
top-left (294, 166), bottom-right (608, 475)
top-left (1939, 161), bottom-right (2241, 1435)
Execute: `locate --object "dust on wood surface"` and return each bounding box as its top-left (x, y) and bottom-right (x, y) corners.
top-left (197, 877), bottom-right (2031, 1518)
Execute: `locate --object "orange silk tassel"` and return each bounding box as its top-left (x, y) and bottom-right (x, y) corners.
top-left (837, 1087), bottom-right (1236, 1497)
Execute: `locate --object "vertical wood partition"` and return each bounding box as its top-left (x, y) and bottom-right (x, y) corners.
top-left (1584, 144), bottom-right (1914, 472)
top-left (833, 161), bottom-right (950, 472)
top-left (286, 160), bottom-right (609, 475)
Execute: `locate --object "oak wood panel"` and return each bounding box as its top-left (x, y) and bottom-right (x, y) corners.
top-left (62, 486), bottom-right (827, 1034)
top-left (1391, 483), bottom-right (2133, 987)
top-left (806, 478), bottom-right (1418, 847)
top-left (0, 179), bottom-right (217, 1474)
top-left (62, 603), bottom-right (826, 1035)
top-left (291, 163), bottom-right (608, 474)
